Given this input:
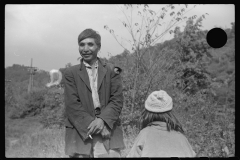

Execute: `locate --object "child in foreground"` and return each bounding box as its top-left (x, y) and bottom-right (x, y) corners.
top-left (127, 90), bottom-right (196, 157)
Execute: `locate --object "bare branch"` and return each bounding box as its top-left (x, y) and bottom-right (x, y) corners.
top-left (121, 6), bottom-right (138, 51)
top-left (151, 5), bottom-right (197, 46)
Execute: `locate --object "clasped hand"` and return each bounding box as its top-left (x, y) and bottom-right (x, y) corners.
top-left (87, 117), bottom-right (111, 139)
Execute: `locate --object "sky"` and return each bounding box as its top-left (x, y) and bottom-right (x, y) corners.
top-left (5, 4), bottom-right (235, 71)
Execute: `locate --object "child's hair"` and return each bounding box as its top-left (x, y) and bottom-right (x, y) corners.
top-left (139, 108), bottom-right (185, 134)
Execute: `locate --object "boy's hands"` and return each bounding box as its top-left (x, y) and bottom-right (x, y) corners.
top-left (87, 117), bottom-right (111, 139)
top-left (100, 125), bottom-right (111, 139)
top-left (87, 117), bottom-right (104, 136)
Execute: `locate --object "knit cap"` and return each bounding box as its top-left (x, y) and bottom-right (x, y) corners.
top-left (145, 90), bottom-right (173, 113)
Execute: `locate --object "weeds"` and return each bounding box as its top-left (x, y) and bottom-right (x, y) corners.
top-left (6, 125), bottom-right (67, 158)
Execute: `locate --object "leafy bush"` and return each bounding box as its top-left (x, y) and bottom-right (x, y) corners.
top-left (173, 90), bottom-right (235, 157)
top-left (115, 37), bottom-right (234, 158)
top-left (19, 89), bottom-right (48, 118)
top-left (39, 87), bottom-right (65, 128)
top-left (5, 82), bottom-right (28, 120)
top-left (174, 17), bottom-right (212, 95)
top-left (10, 86), bottom-right (65, 129)
top-left (5, 83), bottom-right (16, 114)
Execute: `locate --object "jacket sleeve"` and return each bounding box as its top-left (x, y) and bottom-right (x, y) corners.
top-left (64, 68), bottom-right (95, 141)
top-left (97, 66), bottom-right (123, 130)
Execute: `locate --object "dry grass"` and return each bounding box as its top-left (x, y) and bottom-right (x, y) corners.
top-left (6, 127), bottom-right (67, 157)
top-left (5, 116), bottom-right (68, 158)
top-left (121, 125), bottom-right (139, 157)
top-left (5, 115), bottom-right (137, 158)
top-left (5, 117), bottom-right (133, 158)
top-left (5, 95), bottom-right (235, 158)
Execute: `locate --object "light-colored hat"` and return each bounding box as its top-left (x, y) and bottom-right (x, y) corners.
top-left (145, 90), bottom-right (173, 113)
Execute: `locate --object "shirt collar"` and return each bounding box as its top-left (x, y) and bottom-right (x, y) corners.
top-left (147, 121), bottom-right (168, 131)
top-left (83, 59), bottom-right (98, 69)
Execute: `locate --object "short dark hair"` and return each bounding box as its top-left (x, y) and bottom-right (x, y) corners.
top-left (139, 108), bottom-right (185, 134)
top-left (78, 28), bottom-right (101, 48)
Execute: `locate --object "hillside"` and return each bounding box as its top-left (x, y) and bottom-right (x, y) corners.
top-left (5, 64), bottom-right (50, 88)
top-left (5, 24), bottom-right (235, 157)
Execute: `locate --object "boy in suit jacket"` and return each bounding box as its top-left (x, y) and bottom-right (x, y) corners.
top-left (64, 29), bottom-right (125, 158)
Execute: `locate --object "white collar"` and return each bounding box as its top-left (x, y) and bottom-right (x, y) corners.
top-left (83, 60), bottom-right (98, 68)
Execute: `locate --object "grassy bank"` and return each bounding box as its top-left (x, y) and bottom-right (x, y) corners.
top-left (5, 116), bottom-right (67, 158)
top-left (5, 97), bottom-right (235, 158)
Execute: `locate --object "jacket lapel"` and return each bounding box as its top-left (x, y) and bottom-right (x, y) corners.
top-left (77, 59), bottom-right (92, 92)
top-left (97, 59), bottom-right (107, 91)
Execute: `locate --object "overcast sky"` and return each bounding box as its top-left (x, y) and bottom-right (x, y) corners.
top-left (5, 4), bottom-right (235, 71)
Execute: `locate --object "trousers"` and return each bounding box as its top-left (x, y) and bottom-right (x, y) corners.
top-left (69, 134), bottom-right (121, 158)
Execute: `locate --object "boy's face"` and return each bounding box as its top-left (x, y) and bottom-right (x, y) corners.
top-left (79, 38), bottom-right (99, 65)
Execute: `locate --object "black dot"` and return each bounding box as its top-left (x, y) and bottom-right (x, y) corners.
top-left (207, 28), bottom-right (227, 48)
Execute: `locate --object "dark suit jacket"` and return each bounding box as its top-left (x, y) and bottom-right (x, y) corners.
top-left (64, 58), bottom-right (125, 156)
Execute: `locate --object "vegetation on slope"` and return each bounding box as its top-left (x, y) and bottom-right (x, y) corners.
top-left (5, 19), bottom-right (235, 157)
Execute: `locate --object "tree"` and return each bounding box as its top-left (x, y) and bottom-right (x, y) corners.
top-left (173, 15), bottom-right (212, 95)
top-left (104, 4), bottom-right (204, 123)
